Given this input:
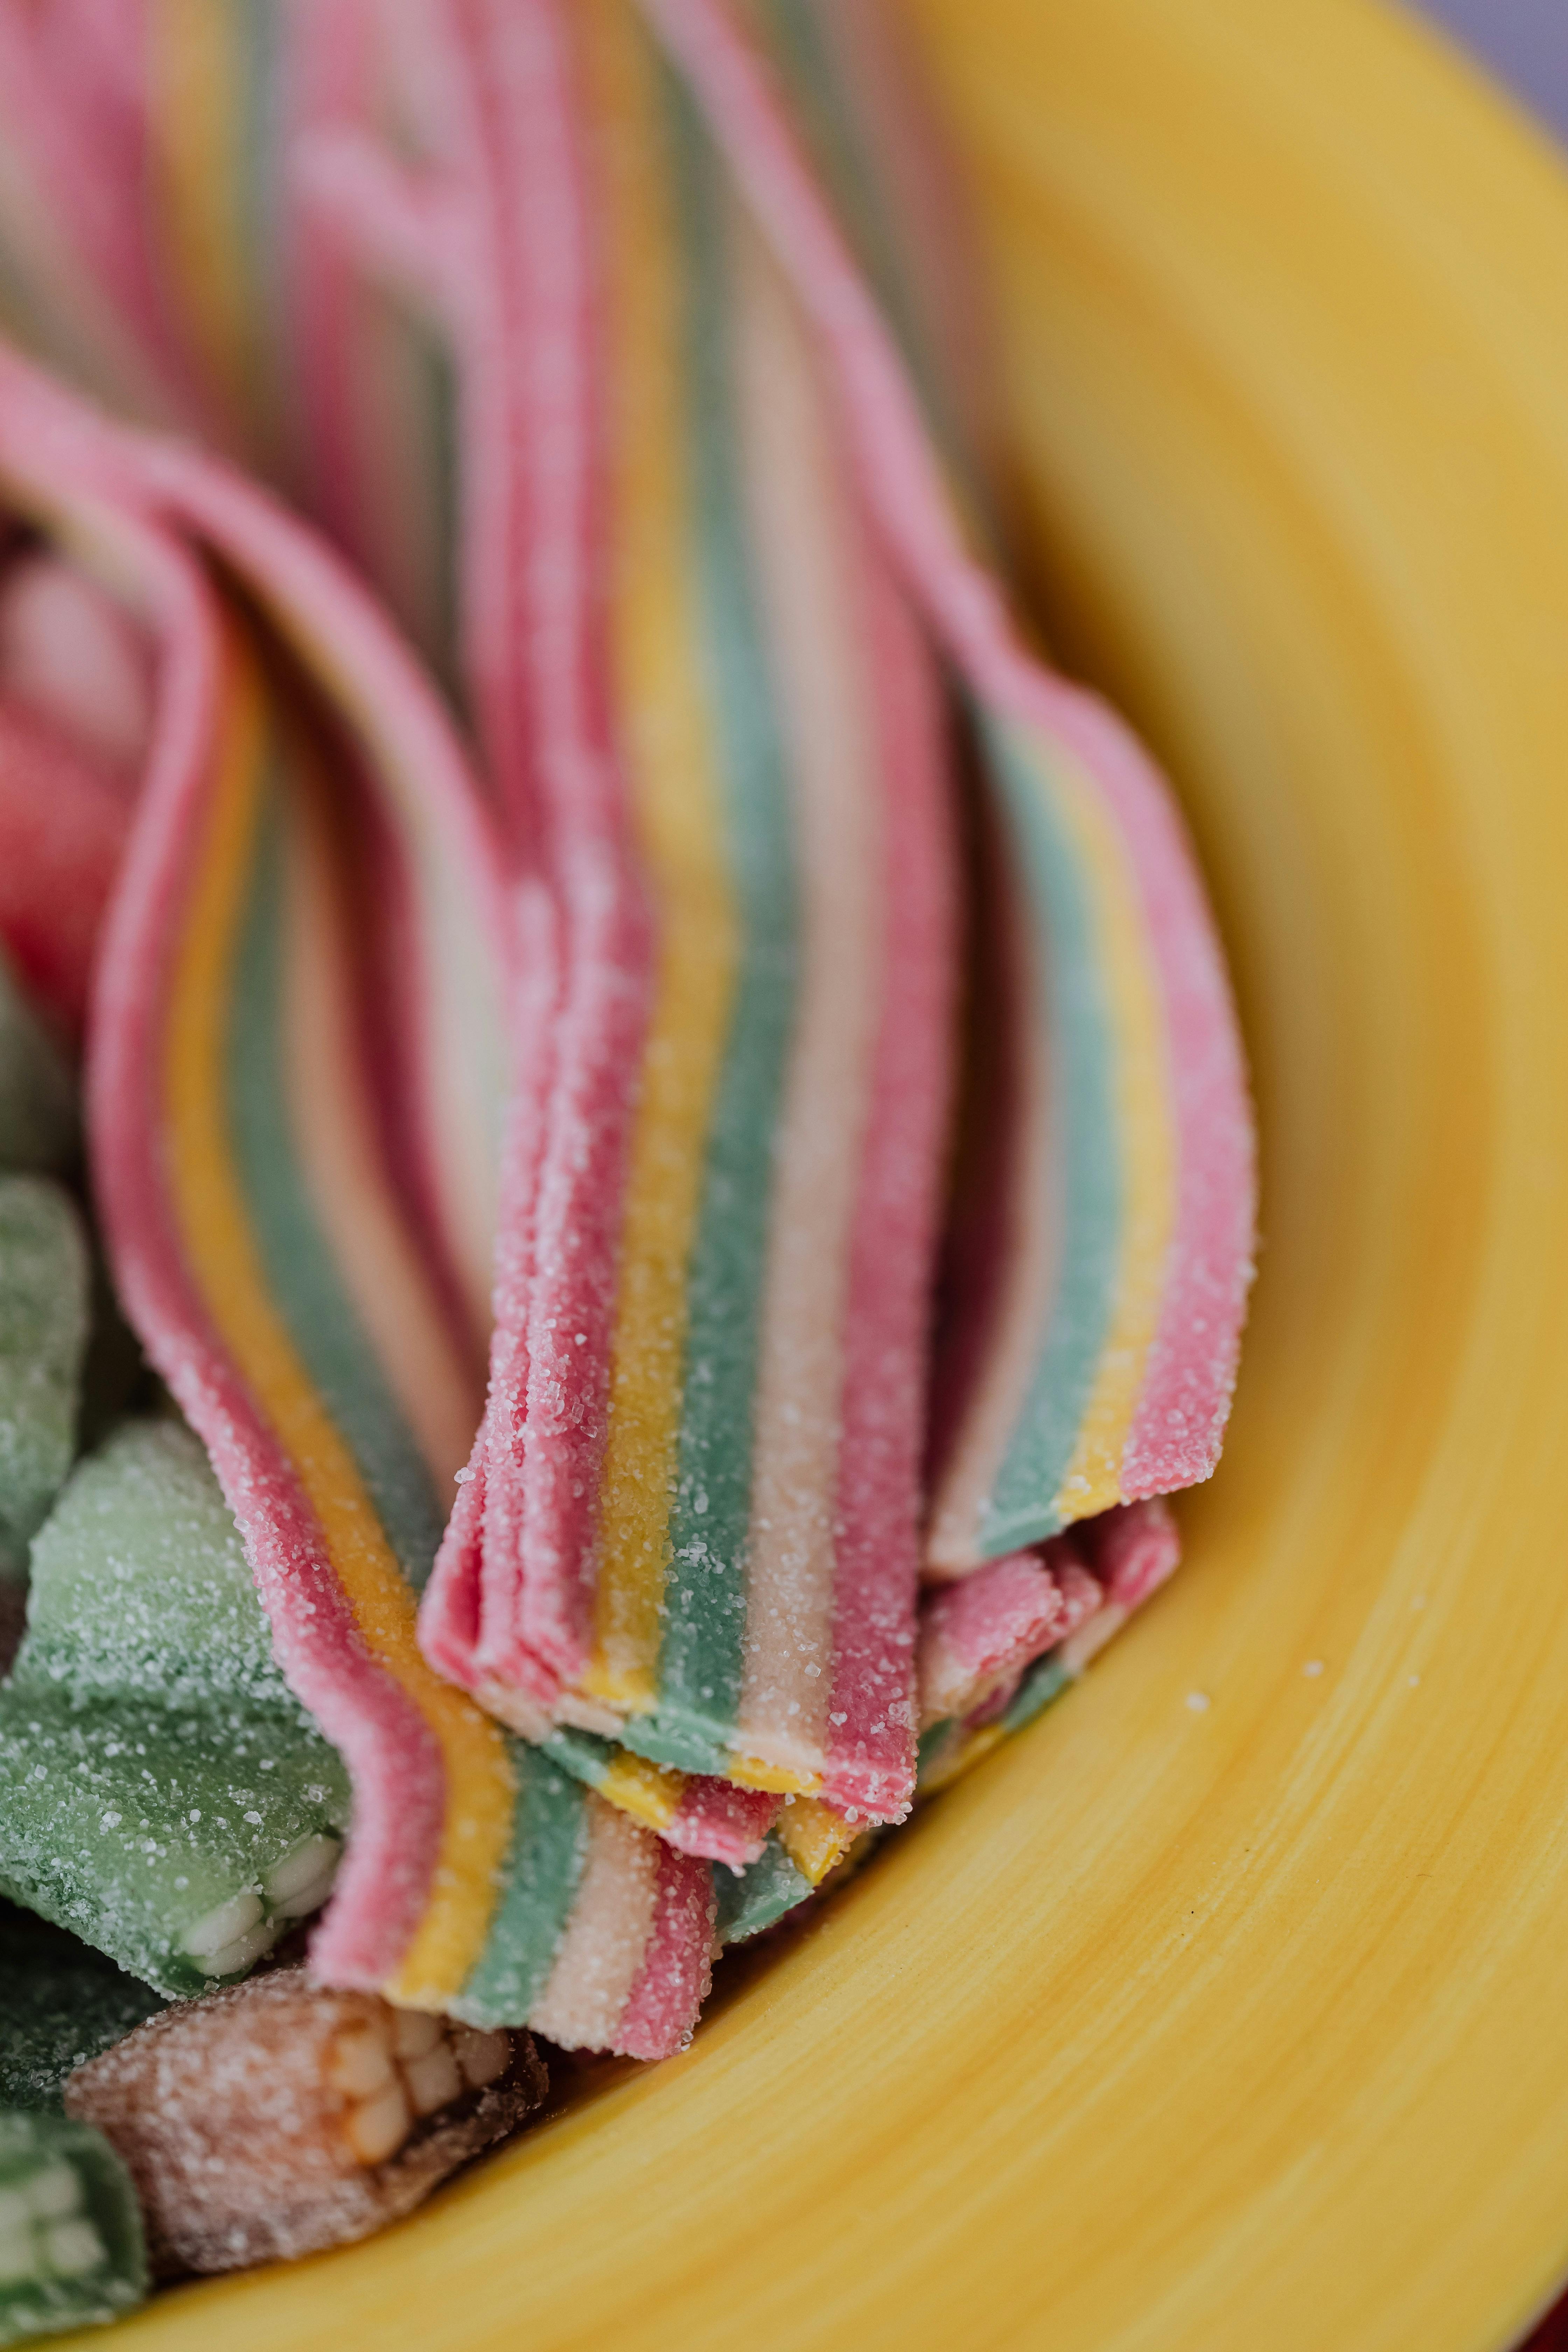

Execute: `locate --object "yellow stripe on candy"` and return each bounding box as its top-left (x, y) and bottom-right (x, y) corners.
top-left (1043, 739), bottom-right (1177, 1521)
top-left (726, 1754), bottom-right (822, 1797)
top-left (777, 1799), bottom-right (858, 1888)
top-left (147, 0), bottom-right (259, 448)
top-left (580, 0), bottom-right (740, 1712)
top-left (598, 1752), bottom-right (686, 1833)
top-left (162, 614), bottom-right (514, 2007)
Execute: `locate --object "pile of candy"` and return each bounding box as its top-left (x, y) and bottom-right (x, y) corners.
top-left (0, 0), bottom-right (1253, 2331)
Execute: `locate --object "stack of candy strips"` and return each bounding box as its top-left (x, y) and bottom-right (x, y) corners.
top-left (418, 0), bottom-right (1252, 1829)
top-left (0, 0), bottom-right (1254, 2146)
top-left (0, 351), bottom-right (732, 2057)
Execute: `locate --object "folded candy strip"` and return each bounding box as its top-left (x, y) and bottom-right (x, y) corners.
top-left (0, 19), bottom-right (802, 1855)
top-left (0, 353), bottom-right (726, 2056)
top-left (916, 1500), bottom-right (1184, 1792)
top-left (412, 0), bottom-right (958, 1832)
top-left (0, 0), bottom-right (932, 1858)
top-left (422, 0), bottom-right (1250, 1822)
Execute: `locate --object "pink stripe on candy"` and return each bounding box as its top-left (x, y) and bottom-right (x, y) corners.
top-left (918, 1535), bottom-right (1106, 1729)
top-left (920, 1553), bottom-right (1068, 1710)
top-left (1079, 1496), bottom-right (1182, 1614)
top-left (820, 504), bottom-right (955, 1820)
top-left (666, 1780), bottom-right (778, 1870)
top-left (1046, 1552), bottom-right (1105, 1643)
top-left (614, 1842), bottom-right (716, 2061)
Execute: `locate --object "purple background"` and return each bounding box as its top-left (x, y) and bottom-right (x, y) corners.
top-left (1417, 0), bottom-right (1568, 144)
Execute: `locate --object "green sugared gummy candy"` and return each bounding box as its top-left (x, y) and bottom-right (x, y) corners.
top-left (0, 1909), bottom-right (163, 2114)
top-left (0, 1692), bottom-right (349, 1997)
top-left (0, 1419), bottom-right (352, 1997)
top-left (0, 1180), bottom-right (90, 1581)
top-left (20, 1419), bottom-right (297, 1711)
top-left (0, 2109), bottom-right (146, 2343)
top-left (0, 960), bottom-right (75, 1181)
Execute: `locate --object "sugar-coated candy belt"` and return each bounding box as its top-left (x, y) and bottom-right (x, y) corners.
top-left (64, 1967), bottom-right (545, 2277)
top-left (0, 0), bottom-right (1255, 2087)
top-left (0, 2109), bottom-right (147, 2346)
top-left (0, 353), bottom-right (724, 2050)
top-left (412, 0), bottom-right (957, 1832)
top-left (420, 0), bottom-right (1250, 1789)
top-left (0, 0), bottom-right (1252, 1805)
top-left (636, 0), bottom-right (1256, 1579)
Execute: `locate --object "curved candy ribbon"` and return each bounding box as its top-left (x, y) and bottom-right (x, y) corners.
top-left (0, 347), bottom-right (716, 2051)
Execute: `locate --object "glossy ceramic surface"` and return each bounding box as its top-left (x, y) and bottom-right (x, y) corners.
top-left (96, 2), bottom-right (1568, 2345)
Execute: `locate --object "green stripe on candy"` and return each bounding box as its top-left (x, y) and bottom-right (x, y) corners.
top-left (451, 1746), bottom-right (591, 2030)
top-left (1001, 1648), bottom-right (1073, 1735)
top-left (649, 70), bottom-right (799, 1762)
top-left (714, 1833), bottom-right (811, 1946)
top-left (226, 770), bottom-right (448, 1589)
top-left (914, 1645), bottom-right (1076, 1792)
top-left (0, 2109), bottom-right (147, 2342)
top-left (977, 718), bottom-right (1123, 1555)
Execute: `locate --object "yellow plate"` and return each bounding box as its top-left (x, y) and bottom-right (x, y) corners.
top-left (98, 2), bottom-right (1568, 2347)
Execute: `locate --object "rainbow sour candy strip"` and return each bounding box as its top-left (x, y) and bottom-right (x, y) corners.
top-left (411, 0), bottom-right (959, 1829)
top-left (0, 7), bottom-right (950, 1832)
top-left (636, 0), bottom-right (1256, 1573)
top-left (0, 36), bottom-right (802, 1873)
top-left (0, 350), bottom-right (716, 2055)
top-left (916, 1500), bottom-right (1183, 1792)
